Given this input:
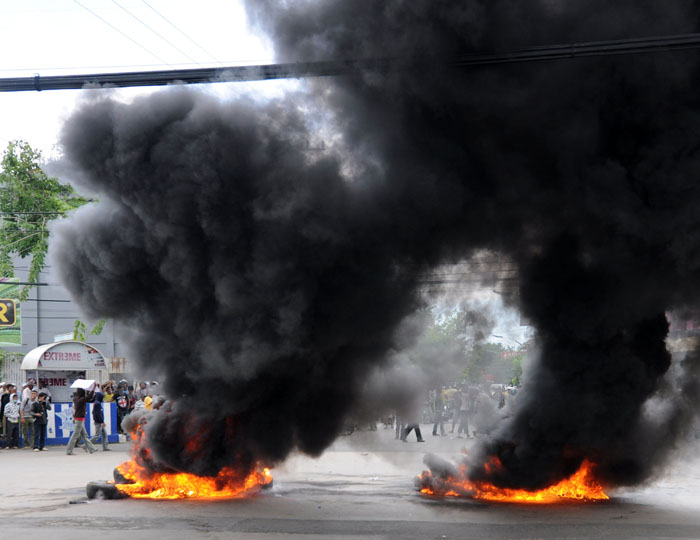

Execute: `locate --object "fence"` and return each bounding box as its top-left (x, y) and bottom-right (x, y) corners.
top-left (0, 352), bottom-right (23, 385)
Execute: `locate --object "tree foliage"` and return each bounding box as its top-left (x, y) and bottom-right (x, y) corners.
top-left (73, 318), bottom-right (106, 341)
top-left (0, 140), bottom-right (88, 299)
top-left (421, 307), bottom-right (523, 384)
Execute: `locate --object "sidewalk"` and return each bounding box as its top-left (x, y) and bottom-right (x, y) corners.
top-left (1, 441), bottom-right (132, 513)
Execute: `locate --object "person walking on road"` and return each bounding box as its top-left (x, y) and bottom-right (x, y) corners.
top-left (66, 387), bottom-right (97, 455)
top-left (89, 392), bottom-right (110, 451)
top-left (400, 422), bottom-right (426, 442)
top-left (400, 409), bottom-right (426, 443)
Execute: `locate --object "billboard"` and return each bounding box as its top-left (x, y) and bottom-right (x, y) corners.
top-left (0, 278), bottom-right (20, 346)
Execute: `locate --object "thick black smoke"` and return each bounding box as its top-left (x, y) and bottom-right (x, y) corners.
top-left (52, 0), bottom-right (700, 486)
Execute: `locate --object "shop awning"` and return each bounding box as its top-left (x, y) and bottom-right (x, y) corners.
top-left (21, 341), bottom-right (107, 371)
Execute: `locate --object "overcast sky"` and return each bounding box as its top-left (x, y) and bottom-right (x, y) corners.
top-left (0, 0), bottom-right (281, 156)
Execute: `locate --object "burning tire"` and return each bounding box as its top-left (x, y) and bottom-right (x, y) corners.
top-left (86, 481), bottom-right (129, 500)
top-left (113, 467), bottom-right (134, 485)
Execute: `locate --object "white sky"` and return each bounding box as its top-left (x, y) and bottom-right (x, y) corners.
top-left (0, 0), bottom-right (282, 157)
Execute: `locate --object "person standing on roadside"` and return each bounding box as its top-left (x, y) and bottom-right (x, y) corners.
top-left (3, 393), bottom-right (20, 448)
top-left (137, 381), bottom-right (148, 399)
top-left (0, 383), bottom-right (14, 438)
top-left (37, 379), bottom-right (52, 403)
top-left (0, 382), bottom-right (5, 439)
top-left (89, 392), bottom-right (110, 451)
top-left (21, 379), bottom-right (35, 401)
top-left (431, 388), bottom-right (446, 437)
top-left (127, 385), bottom-right (136, 413)
top-left (132, 394), bottom-right (145, 413)
top-left (20, 389), bottom-right (38, 448)
top-left (143, 391), bottom-right (153, 411)
top-left (66, 386), bottom-right (97, 455)
top-left (457, 385), bottom-right (475, 439)
top-left (114, 380), bottom-right (129, 433)
top-left (32, 391), bottom-right (51, 451)
top-left (101, 380), bottom-right (115, 402)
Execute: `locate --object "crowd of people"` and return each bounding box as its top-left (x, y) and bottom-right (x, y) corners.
top-left (0, 379), bottom-right (52, 451)
top-left (0, 378), bottom-right (164, 453)
top-left (2, 376), bottom-right (516, 451)
top-left (99, 379), bottom-right (165, 433)
top-left (394, 383), bottom-right (519, 443)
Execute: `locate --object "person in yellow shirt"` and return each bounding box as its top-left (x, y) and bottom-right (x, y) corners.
top-left (101, 380), bottom-right (115, 402)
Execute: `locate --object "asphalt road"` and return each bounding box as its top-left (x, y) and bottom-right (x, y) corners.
top-left (3, 424), bottom-right (700, 539)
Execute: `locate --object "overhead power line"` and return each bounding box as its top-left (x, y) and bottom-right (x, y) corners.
top-left (21, 298), bottom-right (72, 303)
top-left (0, 211), bottom-right (64, 215)
top-left (112, 0), bottom-right (202, 66)
top-left (2, 281), bottom-right (50, 286)
top-left (72, 0), bottom-right (173, 68)
top-left (3, 32), bottom-right (700, 92)
top-left (141, 0), bottom-right (222, 65)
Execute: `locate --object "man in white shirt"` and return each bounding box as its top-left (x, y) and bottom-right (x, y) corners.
top-left (21, 379), bottom-right (36, 401)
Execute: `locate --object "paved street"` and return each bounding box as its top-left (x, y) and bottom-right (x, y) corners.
top-left (3, 424), bottom-right (700, 539)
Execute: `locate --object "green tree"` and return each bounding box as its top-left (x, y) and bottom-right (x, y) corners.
top-left (419, 307), bottom-right (525, 384)
top-left (73, 318), bottom-right (106, 341)
top-left (0, 140), bottom-right (103, 343)
top-left (511, 355), bottom-right (523, 386)
top-left (0, 140), bottom-right (88, 300)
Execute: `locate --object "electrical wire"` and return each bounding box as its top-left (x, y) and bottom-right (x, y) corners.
top-left (0, 211), bottom-right (64, 215)
top-left (20, 298), bottom-right (72, 303)
top-left (72, 0), bottom-right (173, 68)
top-left (4, 31), bottom-right (700, 92)
top-left (112, 0), bottom-right (202, 67)
top-left (141, 0), bottom-right (223, 65)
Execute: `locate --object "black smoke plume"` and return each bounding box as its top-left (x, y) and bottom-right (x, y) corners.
top-left (52, 0), bottom-right (700, 487)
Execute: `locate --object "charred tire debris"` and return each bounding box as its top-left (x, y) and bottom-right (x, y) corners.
top-left (85, 468), bottom-right (133, 500)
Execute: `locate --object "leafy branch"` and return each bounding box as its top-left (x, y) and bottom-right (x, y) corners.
top-left (0, 140), bottom-right (90, 299)
top-left (73, 319), bottom-right (106, 341)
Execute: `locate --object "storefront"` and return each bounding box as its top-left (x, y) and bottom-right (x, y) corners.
top-left (20, 341), bottom-right (119, 445)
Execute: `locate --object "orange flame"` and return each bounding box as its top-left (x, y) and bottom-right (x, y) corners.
top-left (114, 459), bottom-right (273, 499)
top-left (419, 458), bottom-right (608, 503)
top-left (112, 411), bottom-right (273, 499)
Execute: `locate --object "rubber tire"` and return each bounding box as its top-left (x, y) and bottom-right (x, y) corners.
top-left (113, 468), bottom-right (135, 485)
top-left (86, 480), bottom-right (129, 500)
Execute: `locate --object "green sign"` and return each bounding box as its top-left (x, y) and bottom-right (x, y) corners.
top-left (0, 279), bottom-right (20, 345)
top-left (0, 299), bottom-right (15, 326)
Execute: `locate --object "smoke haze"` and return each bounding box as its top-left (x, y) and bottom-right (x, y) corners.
top-left (52, 0), bottom-right (700, 487)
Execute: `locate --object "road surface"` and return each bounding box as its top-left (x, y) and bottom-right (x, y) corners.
top-left (2, 424), bottom-right (700, 539)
